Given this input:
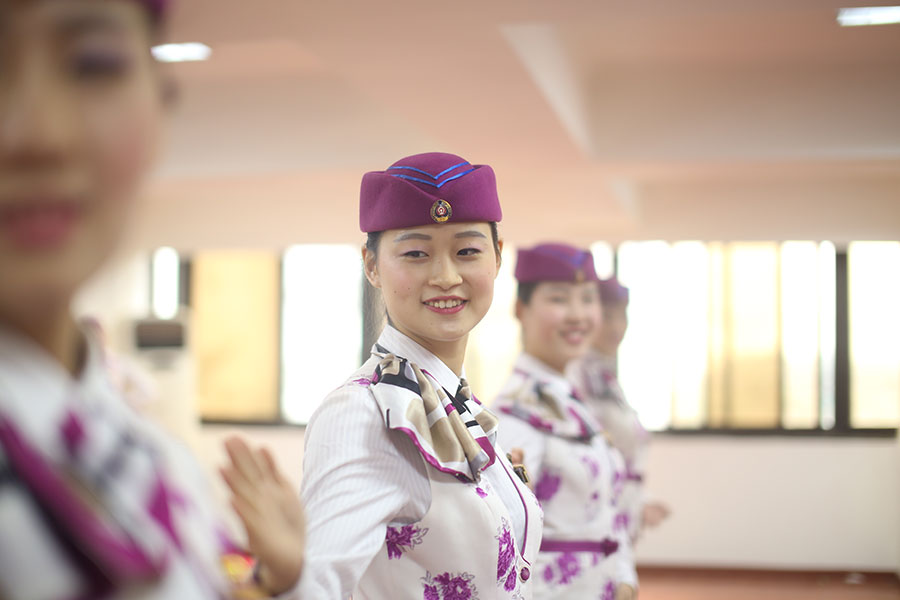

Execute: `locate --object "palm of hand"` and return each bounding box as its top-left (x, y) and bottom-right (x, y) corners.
top-left (222, 437), bottom-right (306, 596)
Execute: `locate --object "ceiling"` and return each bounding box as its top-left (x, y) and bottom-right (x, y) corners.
top-left (138, 0), bottom-right (900, 250)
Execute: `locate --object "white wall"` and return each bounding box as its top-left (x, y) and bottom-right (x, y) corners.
top-left (194, 425), bottom-right (899, 572)
top-left (635, 435), bottom-right (899, 572)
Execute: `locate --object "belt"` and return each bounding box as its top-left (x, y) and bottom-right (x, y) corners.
top-left (539, 538), bottom-right (619, 556)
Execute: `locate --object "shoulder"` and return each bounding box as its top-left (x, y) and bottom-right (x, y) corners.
top-left (306, 358), bottom-right (381, 423)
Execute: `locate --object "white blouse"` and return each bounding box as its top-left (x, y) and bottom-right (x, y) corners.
top-left (0, 325), bottom-right (229, 600)
top-left (495, 353), bottom-right (638, 588)
top-left (293, 325), bottom-right (527, 599)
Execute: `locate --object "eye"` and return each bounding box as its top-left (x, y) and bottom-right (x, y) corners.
top-left (458, 248), bottom-right (482, 257)
top-left (402, 250), bottom-right (428, 259)
top-left (70, 49), bottom-right (132, 80)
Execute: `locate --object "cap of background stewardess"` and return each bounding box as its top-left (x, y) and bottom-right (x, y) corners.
top-left (139, 0), bottom-right (169, 19)
top-left (359, 152), bottom-right (502, 232)
top-left (514, 243), bottom-right (599, 284)
top-left (598, 277), bottom-right (629, 304)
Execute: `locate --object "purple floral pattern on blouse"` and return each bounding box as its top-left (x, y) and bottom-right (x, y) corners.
top-left (385, 524), bottom-right (428, 559)
top-left (534, 470), bottom-right (562, 503)
top-left (601, 580), bottom-right (616, 600)
top-left (542, 552), bottom-right (583, 587)
top-left (556, 552), bottom-right (581, 585)
top-left (422, 571), bottom-right (480, 600)
top-left (543, 565), bottom-right (554, 583)
top-left (503, 568), bottom-right (518, 592)
top-left (612, 469), bottom-right (625, 502)
top-left (614, 511), bottom-right (630, 533)
top-left (475, 486), bottom-right (488, 499)
top-left (496, 519), bottom-right (516, 582)
top-left (353, 372), bottom-right (379, 387)
top-left (580, 454), bottom-right (601, 479)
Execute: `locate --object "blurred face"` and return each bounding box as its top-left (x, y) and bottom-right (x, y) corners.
top-left (518, 281), bottom-right (601, 373)
top-left (364, 222), bottom-right (500, 349)
top-left (0, 0), bottom-right (163, 313)
top-left (594, 300), bottom-right (628, 355)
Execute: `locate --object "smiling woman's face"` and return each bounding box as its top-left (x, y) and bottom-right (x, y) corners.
top-left (363, 221), bottom-right (501, 349)
top-left (0, 0), bottom-right (163, 314)
top-left (517, 280), bottom-right (601, 373)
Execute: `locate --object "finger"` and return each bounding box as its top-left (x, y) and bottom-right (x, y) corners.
top-left (231, 495), bottom-right (263, 538)
top-left (509, 447), bottom-right (524, 465)
top-left (259, 447), bottom-right (289, 486)
top-left (221, 466), bottom-right (265, 517)
top-left (225, 436), bottom-right (264, 483)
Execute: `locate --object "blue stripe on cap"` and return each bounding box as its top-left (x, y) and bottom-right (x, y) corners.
top-left (538, 247), bottom-right (591, 267)
top-left (389, 166), bottom-right (477, 188)
top-left (388, 161), bottom-right (470, 180)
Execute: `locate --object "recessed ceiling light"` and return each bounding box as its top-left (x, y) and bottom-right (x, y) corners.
top-left (151, 42), bottom-right (212, 63)
top-left (837, 6), bottom-right (900, 26)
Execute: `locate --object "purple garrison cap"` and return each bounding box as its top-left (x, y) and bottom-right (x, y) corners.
top-left (359, 152), bottom-right (502, 232)
top-left (137, 0), bottom-right (169, 20)
top-left (515, 243), bottom-right (599, 284)
top-left (598, 278), bottom-right (629, 305)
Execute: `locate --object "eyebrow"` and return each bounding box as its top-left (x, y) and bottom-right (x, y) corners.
top-left (55, 10), bottom-right (130, 38)
top-left (393, 230), bottom-right (489, 243)
top-left (393, 232), bottom-right (432, 242)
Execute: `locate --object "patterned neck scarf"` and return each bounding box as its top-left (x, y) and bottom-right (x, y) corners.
top-left (361, 345), bottom-right (499, 483)
top-left (495, 356), bottom-right (600, 442)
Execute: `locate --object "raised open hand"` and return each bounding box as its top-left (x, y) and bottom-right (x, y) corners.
top-left (221, 436), bottom-right (305, 597)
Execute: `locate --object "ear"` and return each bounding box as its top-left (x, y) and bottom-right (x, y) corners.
top-left (362, 245), bottom-right (381, 289)
top-left (494, 238), bottom-right (504, 275)
top-left (514, 298), bottom-right (525, 322)
top-left (161, 76), bottom-right (179, 109)
top-left (151, 59), bottom-right (179, 110)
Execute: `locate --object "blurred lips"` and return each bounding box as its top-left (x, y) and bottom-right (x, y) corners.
top-left (0, 196), bottom-right (84, 250)
top-left (560, 327), bottom-right (590, 347)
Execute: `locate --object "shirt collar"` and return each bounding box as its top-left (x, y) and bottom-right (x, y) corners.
top-left (515, 353), bottom-right (572, 390)
top-left (374, 325), bottom-right (464, 396)
top-left (0, 323), bottom-right (111, 438)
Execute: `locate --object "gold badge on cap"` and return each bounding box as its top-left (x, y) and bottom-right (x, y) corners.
top-left (430, 199), bottom-right (452, 223)
top-left (575, 269), bottom-right (585, 283)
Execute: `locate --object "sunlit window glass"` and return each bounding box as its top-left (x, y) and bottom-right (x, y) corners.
top-left (669, 241), bottom-right (709, 428)
top-left (818, 242), bottom-right (837, 430)
top-left (848, 242), bottom-right (900, 428)
top-left (192, 251), bottom-right (280, 421)
top-left (617, 241), bottom-right (675, 430)
top-left (281, 245), bottom-right (363, 425)
top-left (590, 242), bottom-right (616, 280)
top-left (780, 241), bottom-right (821, 429)
top-left (724, 243), bottom-right (780, 428)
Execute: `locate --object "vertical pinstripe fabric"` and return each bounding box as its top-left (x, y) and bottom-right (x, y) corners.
top-left (295, 326), bottom-right (527, 599)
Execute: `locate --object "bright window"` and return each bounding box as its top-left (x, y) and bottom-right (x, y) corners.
top-left (848, 242), bottom-right (900, 429)
top-left (191, 251), bottom-right (281, 421)
top-left (615, 241), bottom-right (840, 431)
top-left (281, 245), bottom-right (363, 425)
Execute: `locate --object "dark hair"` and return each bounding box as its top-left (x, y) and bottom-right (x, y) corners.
top-left (365, 222), bottom-right (501, 259)
top-left (517, 282), bottom-right (538, 305)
